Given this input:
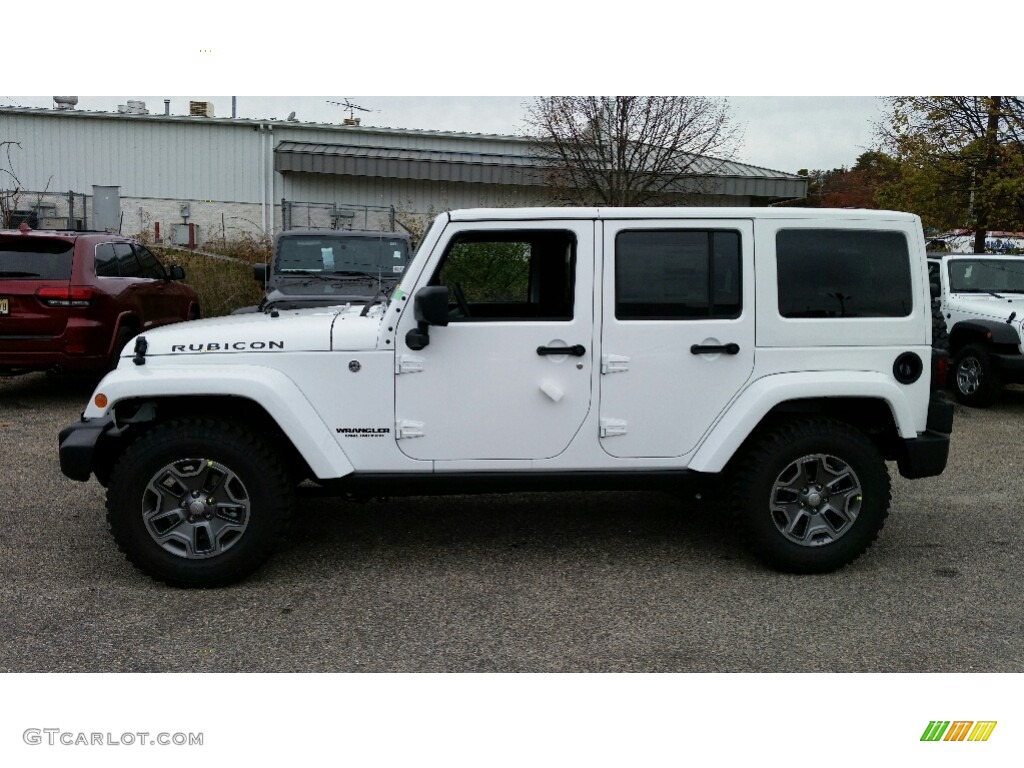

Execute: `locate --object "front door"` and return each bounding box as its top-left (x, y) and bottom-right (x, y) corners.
top-left (395, 221), bottom-right (595, 462)
top-left (598, 219), bottom-right (756, 459)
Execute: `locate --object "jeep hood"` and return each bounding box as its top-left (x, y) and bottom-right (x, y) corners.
top-left (951, 292), bottom-right (1024, 322)
top-left (123, 305), bottom-right (383, 359)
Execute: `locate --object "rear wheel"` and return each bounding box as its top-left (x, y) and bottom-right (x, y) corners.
top-left (952, 343), bottom-right (1000, 407)
top-left (106, 419), bottom-right (293, 587)
top-left (729, 419), bottom-right (890, 573)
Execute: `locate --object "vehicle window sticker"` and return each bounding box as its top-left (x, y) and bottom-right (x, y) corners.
top-left (321, 247), bottom-right (335, 271)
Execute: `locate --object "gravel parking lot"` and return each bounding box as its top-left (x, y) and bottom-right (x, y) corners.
top-left (1, 372), bottom-right (1021, 673)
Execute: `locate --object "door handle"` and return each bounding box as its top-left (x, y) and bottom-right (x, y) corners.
top-left (690, 343), bottom-right (740, 355)
top-left (537, 344), bottom-right (586, 357)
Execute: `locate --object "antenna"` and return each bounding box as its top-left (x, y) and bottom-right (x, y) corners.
top-left (326, 99), bottom-right (375, 121)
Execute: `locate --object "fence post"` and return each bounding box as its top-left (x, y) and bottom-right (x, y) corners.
top-left (67, 191), bottom-right (74, 230)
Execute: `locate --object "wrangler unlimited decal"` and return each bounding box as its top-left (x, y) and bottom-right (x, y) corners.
top-left (336, 428), bottom-right (390, 437)
top-left (170, 341), bottom-right (285, 352)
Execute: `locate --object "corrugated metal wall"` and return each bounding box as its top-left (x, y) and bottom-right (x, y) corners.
top-left (0, 112), bottom-right (264, 202)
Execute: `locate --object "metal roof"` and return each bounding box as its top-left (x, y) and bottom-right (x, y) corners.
top-left (274, 140), bottom-right (808, 200)
top-left (274, 141), bottom-right (549, 186)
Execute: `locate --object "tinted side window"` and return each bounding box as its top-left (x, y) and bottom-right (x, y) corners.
top-left (94, 243), bottom-right (119, 277)
top-left (615, 230), bottom-right (742, 320)
top-left (133, 245), bottom-right (166, 279)
top-left (432, 230), bottom-right (576, 321)
top-left (113, 243), bottom-right (140, 277)
top-left (777, 229), bottom-right (912, 318)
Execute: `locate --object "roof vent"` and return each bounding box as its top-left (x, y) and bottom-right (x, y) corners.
top-left (53, 96), bottom-right (78, 111)
top-left (342, 117), bottom-right (361, 126)
top-left (190, 100), bottom-right (215, 117)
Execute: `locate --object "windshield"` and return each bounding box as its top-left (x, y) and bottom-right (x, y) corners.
top-left (274, 234), bottom-right (410, 278)
top-left (948, 259), bottom-right (1024, 294)
top-left (0, 239), bottom-right (74, 279)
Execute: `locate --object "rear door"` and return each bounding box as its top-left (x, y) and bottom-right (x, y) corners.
top-left (598, 218), bottom-right (755, 458)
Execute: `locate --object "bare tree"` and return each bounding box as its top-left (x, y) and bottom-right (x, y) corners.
top-left (0, 141), bottom-right (24, 227)
top-left (524, 96), bottom-right (743, 207)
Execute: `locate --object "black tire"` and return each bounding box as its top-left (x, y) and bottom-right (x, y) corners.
top-left (105, 419), bottom-right (293, 587)
top-left (729, 419), bottom-right (891, 574)
top-left (952, 343), bottom-right (1001, 407)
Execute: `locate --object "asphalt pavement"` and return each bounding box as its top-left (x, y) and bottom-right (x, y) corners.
top-left (1, 372), bottom-right (1021, 672)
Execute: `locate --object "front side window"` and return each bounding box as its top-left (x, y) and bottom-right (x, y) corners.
top-left (133, 245), bottom-right (166, 279)
top-left (777, 229), bottom-right (912, 318)
top-left (615, 230), bottom-right (742, 320)
top-left (432, 230), bottom-right (576, 321)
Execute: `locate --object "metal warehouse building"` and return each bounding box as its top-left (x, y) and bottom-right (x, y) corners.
top-left (0, 100), bottom-right (808, 245)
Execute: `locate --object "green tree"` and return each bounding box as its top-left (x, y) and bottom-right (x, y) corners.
top-left (524, 96), bottom-right (743, 206)
top-left (876, 97), bottom-right (1024, 251)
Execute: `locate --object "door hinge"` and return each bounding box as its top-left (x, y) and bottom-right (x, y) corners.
top-left (600, 418), bottom-right (628, 438)
top-left (396, 419), bottom-right (425, 439)
top-left (601, 354), bottom-right (630, 374)
top-left (396, 354), bottom-right (425, 374)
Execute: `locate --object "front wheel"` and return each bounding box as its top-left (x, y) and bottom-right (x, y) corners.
top-left (106, 419), bottom-right (293, 587)
top-left (729, 420), bottom-right (891, 573)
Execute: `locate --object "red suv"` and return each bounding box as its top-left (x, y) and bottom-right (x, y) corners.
top-left (0, 228), bottom-right (200, 375)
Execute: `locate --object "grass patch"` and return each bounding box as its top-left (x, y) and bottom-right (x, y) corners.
top-left (154, 247), bottom-right (265, 317)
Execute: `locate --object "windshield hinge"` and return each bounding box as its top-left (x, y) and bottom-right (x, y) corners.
top-left (396, 420), bottom-right (425, 439)
top-left (396, 354), bottom-right (425, 374)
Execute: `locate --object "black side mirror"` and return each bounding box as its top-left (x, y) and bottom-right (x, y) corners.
top-left (253, 263), bottom-right (268, 285)
top-left (930, 280), bottom-right (941, 299)
top-left (414, 286), bottom-right (450, 327)
top-left (168, 265), bottom-right (186, 281)
top-left (405, 286), bottom-right (450, 350)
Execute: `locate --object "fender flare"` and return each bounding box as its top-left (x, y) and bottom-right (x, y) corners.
top-left (950, 319), bottom-right (1020, 347)
top-left (688, 371), bottom-right (917, 474)
top-left (85, 364), bottom-right (355, 479)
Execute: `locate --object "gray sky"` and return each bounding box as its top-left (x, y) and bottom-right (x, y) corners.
top-left (2, 95), bottom-right (882, 174)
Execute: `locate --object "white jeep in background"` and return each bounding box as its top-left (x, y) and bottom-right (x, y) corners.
top-left (60, 208), bottom-right (954, 587)
top-left (929, 253), bottom-right (1024, 407)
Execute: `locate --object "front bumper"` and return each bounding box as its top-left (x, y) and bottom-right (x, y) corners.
top-left (895, 392), bottom-right (954, 479)
top-left (58, 415), bottom-right (117, 482)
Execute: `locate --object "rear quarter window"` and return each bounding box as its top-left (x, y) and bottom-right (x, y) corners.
top-left (0, 239), bottom-right (74, 280)
top-left (777, 229), bottom-right (912, 318)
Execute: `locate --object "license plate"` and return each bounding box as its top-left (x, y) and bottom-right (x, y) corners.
top-left (0, 298), bottom-right (7, 315)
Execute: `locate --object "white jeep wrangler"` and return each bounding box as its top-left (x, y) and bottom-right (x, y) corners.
top-left (928, 253), bottom-right (1024, 407)
top-left (60, 208), bottom-right (953, 586)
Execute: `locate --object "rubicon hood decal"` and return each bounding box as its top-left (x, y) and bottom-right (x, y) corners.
top-left (170, 341), bottom-right (286, 352)
top-left (124, 305), bottom-right (384, 357)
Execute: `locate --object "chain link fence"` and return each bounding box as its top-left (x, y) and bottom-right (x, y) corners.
top-left (281, 200), bottom-right (402, 232)
top-left (2, 190), bottom-right (91, 230)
